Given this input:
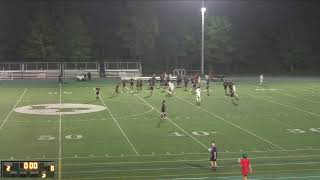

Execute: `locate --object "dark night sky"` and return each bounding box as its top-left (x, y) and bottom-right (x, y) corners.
top-left (0, 0), bottom-right (319, 73)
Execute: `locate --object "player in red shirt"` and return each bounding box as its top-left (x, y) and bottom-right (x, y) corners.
top-left (239, 154), bottom-right (252, 180)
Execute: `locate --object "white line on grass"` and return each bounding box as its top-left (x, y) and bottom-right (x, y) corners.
top-left (61, 161), bottom-right (320, 173)
top-left (11, 147), bottom-right (320, 160)
top-left (62, 154), bottom-right (320, 166)
top-left (247, 93), bottom-right (320, 118)
top-left (174, 175), bottom-right (320, 180)
top-left (273, 91), bottom-right (320, 104)
top-left (68, 167), bottom-right (320, 179)
top-left (308, 87), bottom-right (320, 92)
top-left (58, 83), bottom-right (62, 180)
top-left (260, 176), bottom-right (320, 180)
top-left (97, 90), bottom-right (140, 156)
top-left (132, 92), bottom-right (208, 150)
top-left (174, 95), bottom-right (286, 150)
top-left (0, 88), bottom-right (27, 129)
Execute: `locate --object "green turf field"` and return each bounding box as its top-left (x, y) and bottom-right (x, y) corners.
top-left (0, 77), bottom-right (320, 179)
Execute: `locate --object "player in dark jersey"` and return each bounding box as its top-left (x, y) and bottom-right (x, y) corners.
top-left (139, 79), bottom-right (143, 91)
top-left (228, 81), bottom-right (234, 97)
top-left (160, 100), bottom-right (166, 119)
top-left (122, 79), bottom-right (126, 92)
top-left (223, 80), bottom-right (228, 96)
top-left (58, 74), bottom-right (63, 84)
top-left (206, 80), bottom-right (210, 96)
top-left (115, 83), bottom-right (120, 94)
top-left (151, 74), bottom-right (156, 86)
top-left (192, 79), bottom-right (197, 93)
top-left (130, 78), bottom-right (134, 91)
top-left (149, 84), bottom-right (154, 96)
top-left (136, 79), bottom-right (140, 92)
top-left (159, 73), bottom-right (164, 88)
top-left (184, 77), bottom-right (189, 91)
top-left (95, 86), bottom-right (101, 100)
top-left (209, 141), bottom-right (218, 171)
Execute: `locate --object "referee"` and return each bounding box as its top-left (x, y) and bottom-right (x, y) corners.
top-left (209, 141), bottom-right (217, 171)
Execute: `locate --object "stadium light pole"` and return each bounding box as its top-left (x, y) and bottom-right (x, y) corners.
top-left (201, 7), bottom-right (206, 75)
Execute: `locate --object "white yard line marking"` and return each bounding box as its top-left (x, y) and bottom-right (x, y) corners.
top-left (260, 175), bottom-right (320, 180)
top-left (174, 95), bottom-right (286, 150)
top-left (174, 177), bottom-right (209, 180)
top-left (247, 93), bottom-right (320, 118)
top-left (62, 154), bottom-right (320, 166)
top-left (175, 175), bottom-right (320, 180)
top-left (8, 147), bottom-right (320, 160)
top-left (58, 83), bottom-right (62, 180)
top-left (308, 87), bottom-right (320, 92)
top-left (97, 91), bottom-right (140, 156)
top-left (62, 161), bottom-right (320, 174)
top-left (273, 91), bottom-right (320, 104)
top-left (0, 89), bottom-right (27, 129)
top-left (62, 161), bottom-right (320, 173)
top-left (132, 92), bottom-right (208, 150)
top-left (67, 167), bottom-right (320, 179)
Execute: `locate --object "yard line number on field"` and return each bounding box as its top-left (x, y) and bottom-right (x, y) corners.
top-left (173, 94), bottom-right (286, 151)
top-left (131, 90), bottom-right (208, 150)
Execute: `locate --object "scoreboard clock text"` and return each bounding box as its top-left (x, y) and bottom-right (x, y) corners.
top-left (1, 161), bottom-right (55, 178)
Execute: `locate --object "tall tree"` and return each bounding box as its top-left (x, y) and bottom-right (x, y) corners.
top-left (117, 4), bottom-right (159, 62)
top-left (21, 8), bottom-right (58, 61)
top-left (204, 16), bottom-right (234, 64)
top-left (64, 12), bottom-right (93, 61)
top-left (0, 1), bottom-right (8, 61)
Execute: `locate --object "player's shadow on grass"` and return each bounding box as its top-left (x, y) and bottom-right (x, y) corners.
top-left (231, 99), bottom-right (239, 106)
top-left (185, 163), bottom-right (208, 170)
top-left (144, 94), bottom-right (151, 98)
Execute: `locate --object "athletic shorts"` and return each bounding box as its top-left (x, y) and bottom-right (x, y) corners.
top-left (210, 156), bottom-right (217, 161)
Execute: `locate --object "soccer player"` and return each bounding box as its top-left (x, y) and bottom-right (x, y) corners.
top-left (206, 80), bottom-right (210, 96)
top-left (130, 77), bottom-right (134, 91)
top-left (160, 100), bottom-right (166, 119)
top-left (184, 77), bottom-right (189, 91)
top-left (139, 79), bottom-right (143, 91)
top-left (239, 154), bottom-right (252, 180)
top-left (149, 83), bottom-right (154, 96)
top-left (115, 83), bottom-right (120, 94)
top-left (151, 74), bottom-right (156, 86)
top-left (196, 86), bottom-right (201, 105)
top-left (223, 80), bottom-right (229, 96)
top-left (58, 74), bottom-right (63, 84)
top-left (230, 81), bottom-right (239, 99)
top-left (260, 74), bottom-right (263, 86)
top-left (160, 73), bottom-right (164, 88)
top-left (136, 79), bottom-right (140, 92)
top-left (209, 141), bottom-right (217, 171)
top-left (168, 81), bottom-right (176, 95)
top-left (95, 86), bottom-right (101, 100)
top-left (122, 79), bottom-right (126, 92)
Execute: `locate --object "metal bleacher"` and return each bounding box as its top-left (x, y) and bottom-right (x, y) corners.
top-left (0, 61), bottom-right (142, 80)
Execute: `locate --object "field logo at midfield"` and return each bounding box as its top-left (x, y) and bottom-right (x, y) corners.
top-left (14, 103), bottom-right (106, 115)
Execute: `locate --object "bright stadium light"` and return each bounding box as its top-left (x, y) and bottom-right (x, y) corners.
top-left (201, 6), bottom-right (206, 75)
top-left (201, 7), bottom-right (206, 14)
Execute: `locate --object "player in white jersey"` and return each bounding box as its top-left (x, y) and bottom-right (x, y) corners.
top-left (168, 81), bottom-right (176, 95)
top-left (260, 74), bottom-right (263, 86)
top-left (196, 87), bottom-right (201, 105)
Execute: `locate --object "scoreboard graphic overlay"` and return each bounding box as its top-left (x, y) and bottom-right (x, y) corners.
top-left (1, 161), bottom-right (54, 178)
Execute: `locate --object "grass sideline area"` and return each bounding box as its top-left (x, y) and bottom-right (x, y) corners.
top-left (0, 77), bottom-right (320, 179)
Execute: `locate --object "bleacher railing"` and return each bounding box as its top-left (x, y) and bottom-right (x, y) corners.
top-left (0, 62), bottom-right (142, 80)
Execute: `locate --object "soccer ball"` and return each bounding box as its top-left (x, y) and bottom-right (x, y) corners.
top-left (208, 148), bottom-right (212, 152)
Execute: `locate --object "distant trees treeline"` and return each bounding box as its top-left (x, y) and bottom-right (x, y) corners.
top-left (0, 0), bottom-right (319, 74)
